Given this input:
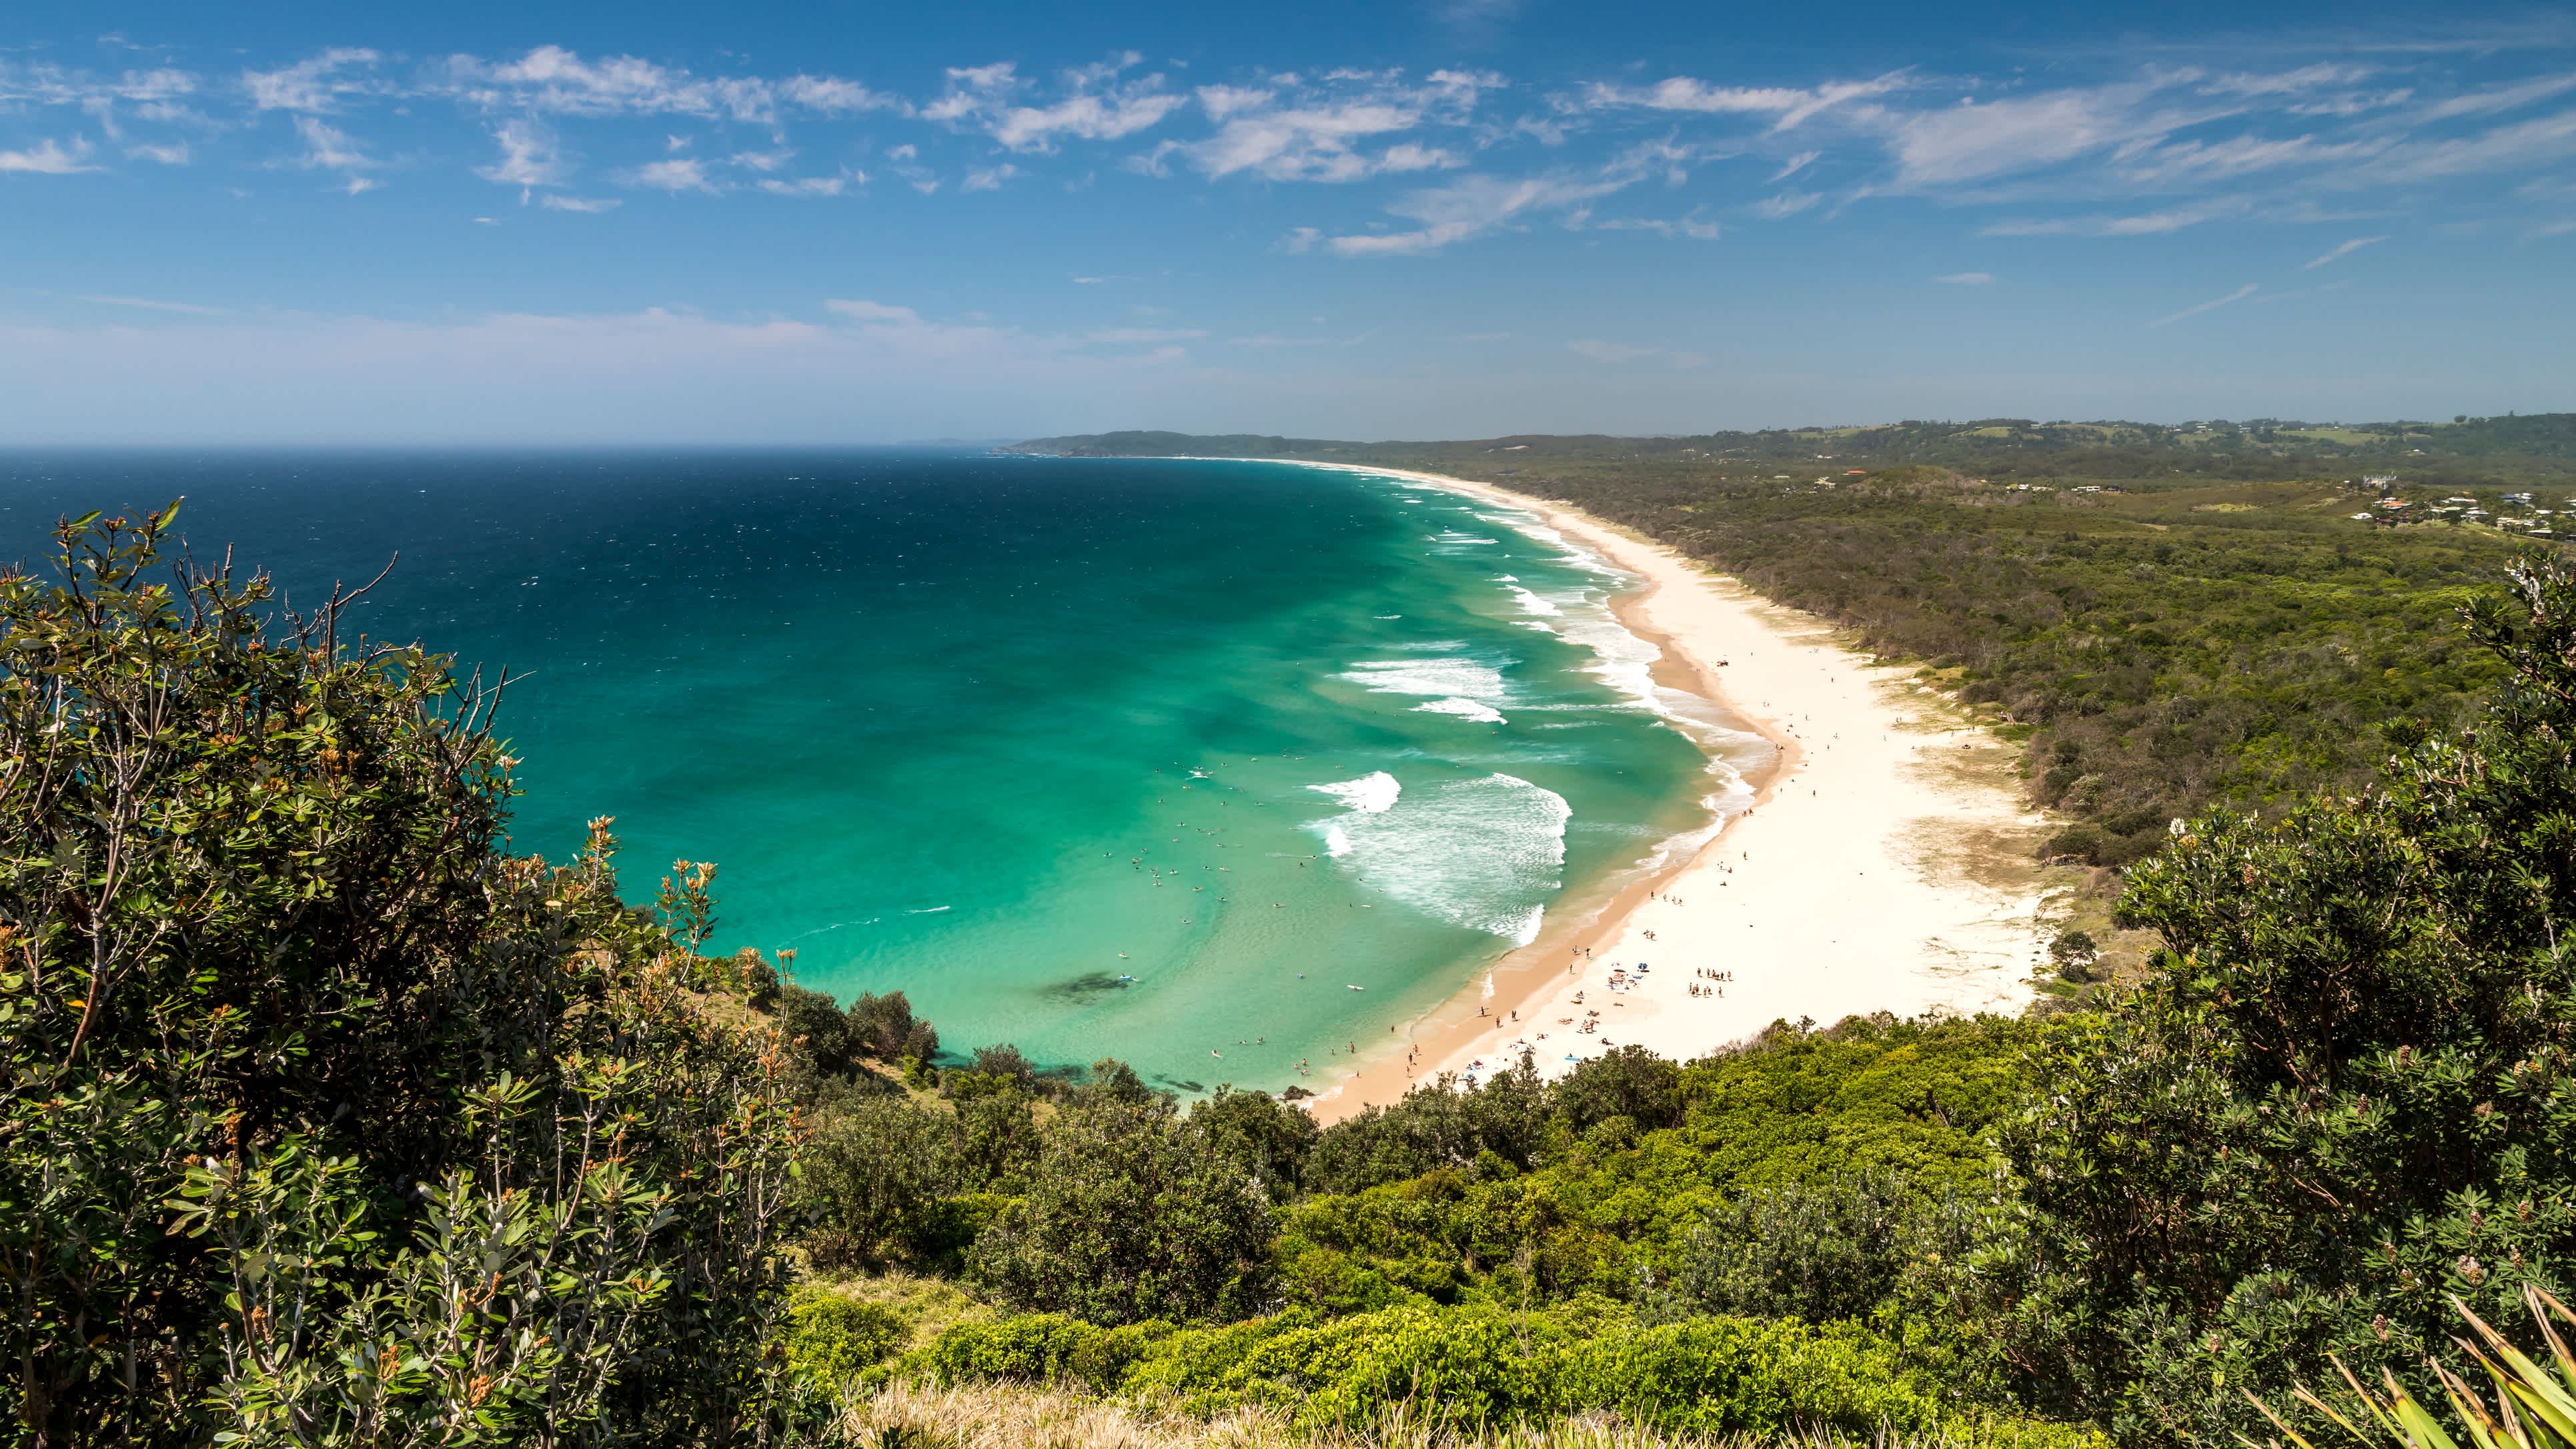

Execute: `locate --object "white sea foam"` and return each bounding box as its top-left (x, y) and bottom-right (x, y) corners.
top-left (1340, 656), bottom-right (1507, 702)
top-left (1446, 496), bottom-right (1768, 765)
top-left (1415, 697), bottom-right (1507, 724)
top-left (1305, 772), bottom-right (1571, 943)
top-left (1308, 771), bottom-right (1401, 815)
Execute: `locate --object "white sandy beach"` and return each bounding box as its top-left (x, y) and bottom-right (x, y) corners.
top-left (1263, 462), bottom-right (2068, 1121)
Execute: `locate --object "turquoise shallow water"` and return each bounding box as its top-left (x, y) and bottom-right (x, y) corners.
top-left (0, 452), bottom-right (1723, 1091)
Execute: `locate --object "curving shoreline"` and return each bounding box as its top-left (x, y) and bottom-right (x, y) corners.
top-left (1215, 460), bottom-right (2068, 1123)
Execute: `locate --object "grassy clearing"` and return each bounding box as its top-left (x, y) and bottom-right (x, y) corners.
top-left (808, 1270), bottom-right (999, 1353)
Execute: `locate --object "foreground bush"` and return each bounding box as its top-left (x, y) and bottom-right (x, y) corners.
top-left (2010, 550), bottom-right (2576, 1444)
top-left (0, 510), bottom-right (805, 1446)
top-left (874, 1304), bottom-right (2094, 1446)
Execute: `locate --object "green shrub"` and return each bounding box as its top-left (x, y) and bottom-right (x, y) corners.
top-left (913, 1313), bottom-right (1103, 1385)
top-left (903, 1303), bottom-right (2085, 1442)
top-left (779, 982), bottom-right (856, 1075)
top-left (2009, 550), bottom-right (2576, 1444)
top-left (807, 1097), bottom-right (964, 1270)
top-left (1673, 1172), bottom-right (1986, 1328)
top-left (1275, 1013), bottom-right (2035, 1314)
top-left (783, 1290), bottom-right (908, 1392)
top-left (0, 508), bottom-right (806, 1445)
top-left (967, 1091), bottom-right (1276, 1324)
top-left (1561, 1316), bottom-right (1941, 1436)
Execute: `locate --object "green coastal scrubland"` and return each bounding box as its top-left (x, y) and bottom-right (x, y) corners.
top-left (15, 459), bottom-right (2576, 1449)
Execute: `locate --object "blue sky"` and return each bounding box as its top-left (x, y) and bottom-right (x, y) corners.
top-left (3, 1), bottom-right (2572, 442)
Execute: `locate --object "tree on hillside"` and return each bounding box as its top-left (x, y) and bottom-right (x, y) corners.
top-left (967, 1087), bottom-right (1275, 1325)
top-left (2009, 550), bottom-right (2576, 1444)
top-left (0, 508), bottom-right (806, 1446)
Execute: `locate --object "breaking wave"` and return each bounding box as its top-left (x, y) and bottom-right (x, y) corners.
top-left (1304, 771), bottom-right (1571, 943)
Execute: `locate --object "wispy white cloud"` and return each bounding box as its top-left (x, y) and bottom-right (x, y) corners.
top-left (1753, 189), bottom-right (1821, 219)
top-left (780, 75), bottom-right (905, 115)
top-left (289, 115), bottom-right (376, 174)
top-left (884, 143), bottom-right (939, 194)
top-left (72, 293), bottom-right (231, 315)
top-left (2114, 133), bottom-right (2390, 187)
top-left (1983, 202), bottom-right (2236, 236)
top-left (441, 45), bottom-right (900, 124)
top-left (2338, 106), bottom-right (2576, 183)
top-left (1146, 69), bottom-right (1497, 183)
top-left (1322, 169), bottom-right (1622, 256)
top-left (0, 137), bottom-right (101, 174)
top-left (628, 156), bottom-right (717, 193)
top-left (1434, 0), bottom-right (1523, 37)
top-left (2148, 282), bottom-right (2258, 328)
top-left (243, 48), bottom-right (379, 111)
top-left (2286, 88), bottom-right (2415, 118)
top-left (926, 53), bottom-right (1185, 152)
top-left (1309, 135), bottom-right (1701, 256)
top-left (1583, 71), bottom-right (1906, 131)
top-left (539, 193), bottom-right (620, 212)
top-left (0, 59), bottom-right (199, 109)
top-left (1935, 271), bottom-right (1994, 284)
top-left (1569, 338), bottom-right (1705, 368)
top-left (477, 119), bottom-right (564, 187)
top-left (1087, 326), bottom-right (1207, 343)
top-left (1770, 150), bottom-right (1820, 180)
top-left (125, 141), bottom-right (189, 165)
top-left (2413, 70), bottom-right (2576, 121)
top-left (2305, 233), bottom-right (2387, 268)
top-left (2198, 63), bottom-right (2375, 98)
top-left (818, 296), bottom-right (1170, 367)
top-left (758, 172), bottom-right (858, 197)
top-left (1591, 212), bottom-right (1722, 239)
top-left (962, 162), bottom-right (1021, 191)
top-left (1229, 331), bottom-right (1365, 347)
top-left (1866, 71), bottom-right (2236, 190)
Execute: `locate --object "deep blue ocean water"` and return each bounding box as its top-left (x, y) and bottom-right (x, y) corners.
top-left (0, 451), bottom-right (1726, 1091)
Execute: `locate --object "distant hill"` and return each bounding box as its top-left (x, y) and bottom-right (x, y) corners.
top-left (1009, 413), bottom-right (2576, 489)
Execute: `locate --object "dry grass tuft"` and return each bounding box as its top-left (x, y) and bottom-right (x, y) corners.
top-left (834, 1378), bottom-right (1961, 1449)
